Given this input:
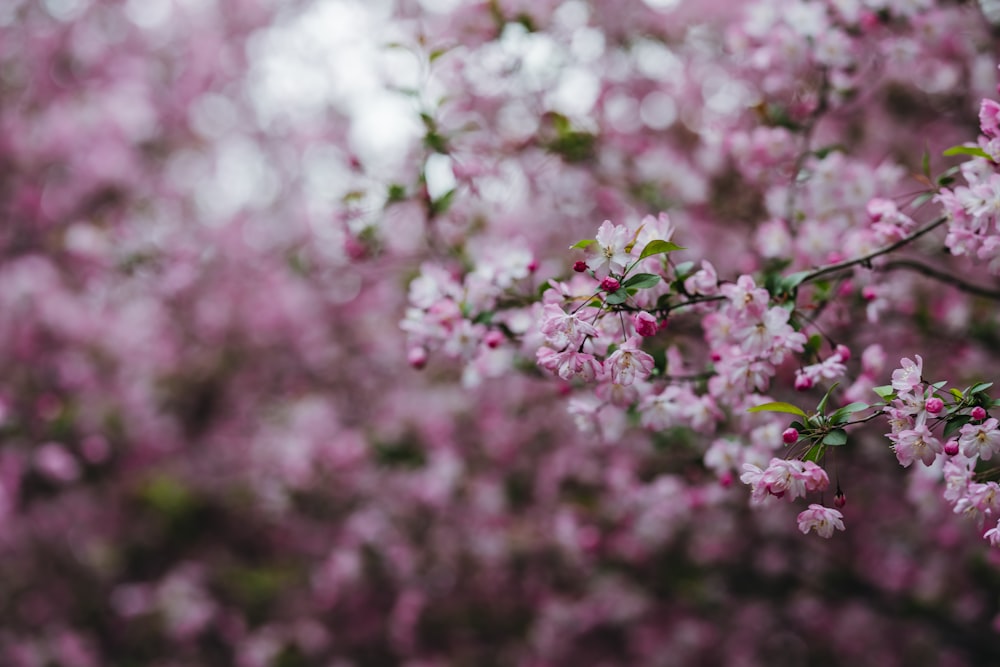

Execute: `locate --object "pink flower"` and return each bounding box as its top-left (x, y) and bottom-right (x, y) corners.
top-left (633, 311), bottom-right (658, 337)
top-left (893, 424), bottom-right (943, 467)
top-left (959, 418), bottom-right (1000, 461)
top-left (980, 99), bottom-right (1000, 138)
top-left (890, 355), bottom-right (923, 393)
top-left (797, 504), bottom-right (846, 538)
top-left (540, 304), bottom-right (599, 350)
top-left (984, 518), bottom-right (1000, 547)
top-left (604, 337), bottom-right (655, 386)
top-left (590, 220), bottom-right (633, 275)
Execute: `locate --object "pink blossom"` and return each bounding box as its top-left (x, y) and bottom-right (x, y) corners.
top-left (797, 504), bottom-right (846, 538)
top-left (958, 418), bottom-right (1000, 460)
top-left (890, 355), bottom-right (923, 393)
top-left (633, 311), bottom-right (658, 337)
top-left (604, 337), bottom-right (655, 386)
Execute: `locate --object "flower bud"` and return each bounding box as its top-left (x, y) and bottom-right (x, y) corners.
top-left (833, 344), bottom-right (851, 362)
top-left (782, 427), bottom-right (799, 444)
top-left (925, 397), bottom-right (944, 414)
top-left (573, 260), bottom-right (588, 273)
top-left (944, 439), bottom-right (960, 456)
top-left (484, 330), bottom-right (505, 349)
top-left (407, 347), bottom-right (428, 369)
top-left (834, 490), bottom-right (847, 509)
top-left (600, 276), bottom-right (621, 292)
top-left (633, 311), bottom-right (658, 337)
top-left (971, 406), bottom-right (987, 421)
top-left (795, 374), bottom-right (814, 391)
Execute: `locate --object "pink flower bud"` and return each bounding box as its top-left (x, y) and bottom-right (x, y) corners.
top-left (719, 470), bottom-right (733, 488)
top-left (834, 490), bottom-right (847, 509)
top-left (980, 99), bottom-right (1000, 138)
top-left (925, 397), bottom-right (944, 414)
top-left (833, 344), bottom-right (851, 362)
top-left (527, 258), bottom-right (539, 272)
top-left (944, 439), bottom-right (960, 456)
top-left (484, 331), bottom-right (505, 349)
top-left (633, 311), bottom-right (658, 337)
top-left (861, 286), bottom-right (878, 301)
top-left (971, 406), bottom-right (987, 421)
top-left (407, 347), bottom-right (428, 369)
top-left (600, 276), bottom-right (621, 292)
top-left (573, 260), bottom-right (588, 273)
top-left (795, 375), bottom-right (814, 391)
top-left (782, 428), bottom-right (799, 444)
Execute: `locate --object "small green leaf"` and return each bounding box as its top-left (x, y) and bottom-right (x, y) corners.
top-left (815, 382), bottom-right (840, 415)
top-left (803, 443), bottom-right (825, 463)
top-left (747, 401), bottom-right (809, 418)
top-left (673, 261), bottom-right (695, 279)
top-left (943, 145), bottom-right (992, 160)
top-left (951, 388), bottom-right (965, 399)
top-left (804, 334), bottom-right (823, 357)
top-left (605, 288), bottom-right (630, 305)
top-left (970, 382), bottom-right (994, 394)
top-left (822, 428), bottom-right (848, 446)
top-left (638, 240), bottom-right (685, 262)
top-left (830, 402), bottom-right (869, 425)
top-left (921, 147), bottom-right (931, 178)
top-left (622, 273), bottom-right (661, 289)
top-left (781, 270), bottom-right (812, 292)
top-left (910, 192), bottom-right (934, 210)
top-left (944, 415), bottom-right (972, 438)
top-left (570, 239), bottom-right (596, 250)
top-left (429, 188), bottom-right (457, 216)
top-left (931, 380), bottom-right (948, 390)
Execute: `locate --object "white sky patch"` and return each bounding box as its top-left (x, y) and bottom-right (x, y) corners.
top-left (124, 0), bottom-right (173, 30)
top-left (424, 154), bottom-right (456, 202)
top-left (642, 0), bottom-right (682, 9)
top-left (246, 0), bottom-right (420, 172)
top-left (548, 67), bottom-right (600, 118)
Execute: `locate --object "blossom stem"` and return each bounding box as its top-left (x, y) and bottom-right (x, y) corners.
top-left (800, 215), bottom-right (948, 284)
top-left (879, 259), bottom-right (1000, 300)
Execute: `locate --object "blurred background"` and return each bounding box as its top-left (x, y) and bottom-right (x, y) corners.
top-left (1, 0), bottom-right (1000, 665)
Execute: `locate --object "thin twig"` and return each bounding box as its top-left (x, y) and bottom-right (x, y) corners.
top-left (879, 258), bottom-right (1000, 300)
top-left (799, 215), bottom-right (948, 284)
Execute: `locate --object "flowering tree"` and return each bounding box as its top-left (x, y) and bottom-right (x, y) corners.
top-left (3, 0), bottom-right (1000, 665)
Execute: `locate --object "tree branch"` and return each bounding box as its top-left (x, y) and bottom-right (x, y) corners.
top-left (799, 215), bottom-right (948, 284)
top-left (879, 258), bottom-right (1000, 300)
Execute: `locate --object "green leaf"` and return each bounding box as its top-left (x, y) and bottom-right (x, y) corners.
top-left (604, 288), bottom-right (630, 305)
top-left (951, 388), bottom-right (965, 399)
top-left (638, 240), bottom-right (685, 262)
top-left (803, 443), bottom-right (825, 463)
top-left (429, 47), bottom-right (451, 62)
top-left (570, 239), bottom-right (596, 250)
top-left (942, 145), bottom-right (992, 160)
top-left (622, 273), bottom-right (661, 290)
top-left (931, 380), bottom-right (948, 390)
top-left (822, 428), bottom-right (848, 446)
top-left (970, 382), bottom-right (994, 394)
top-left (910, 192), bottom-right (933, 210)
top-left (944, 415), bottom-right (972, 439)
top-left (781, 270), bottom-right (812, 292)
top-left (804, 334), bottom-right (823, 358)
top-left (673, 261), bottom-right (695, 279)
top-left (921, 146), bottom-right (931, 178)
top-left (429, 188), bottom-right (457, 216)
top-left (815, 382), bottom-right (840, 415)
top-left (830, 402), bottom-right (869, 425)
top-left (747, 401), bottom-right (809, 418)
